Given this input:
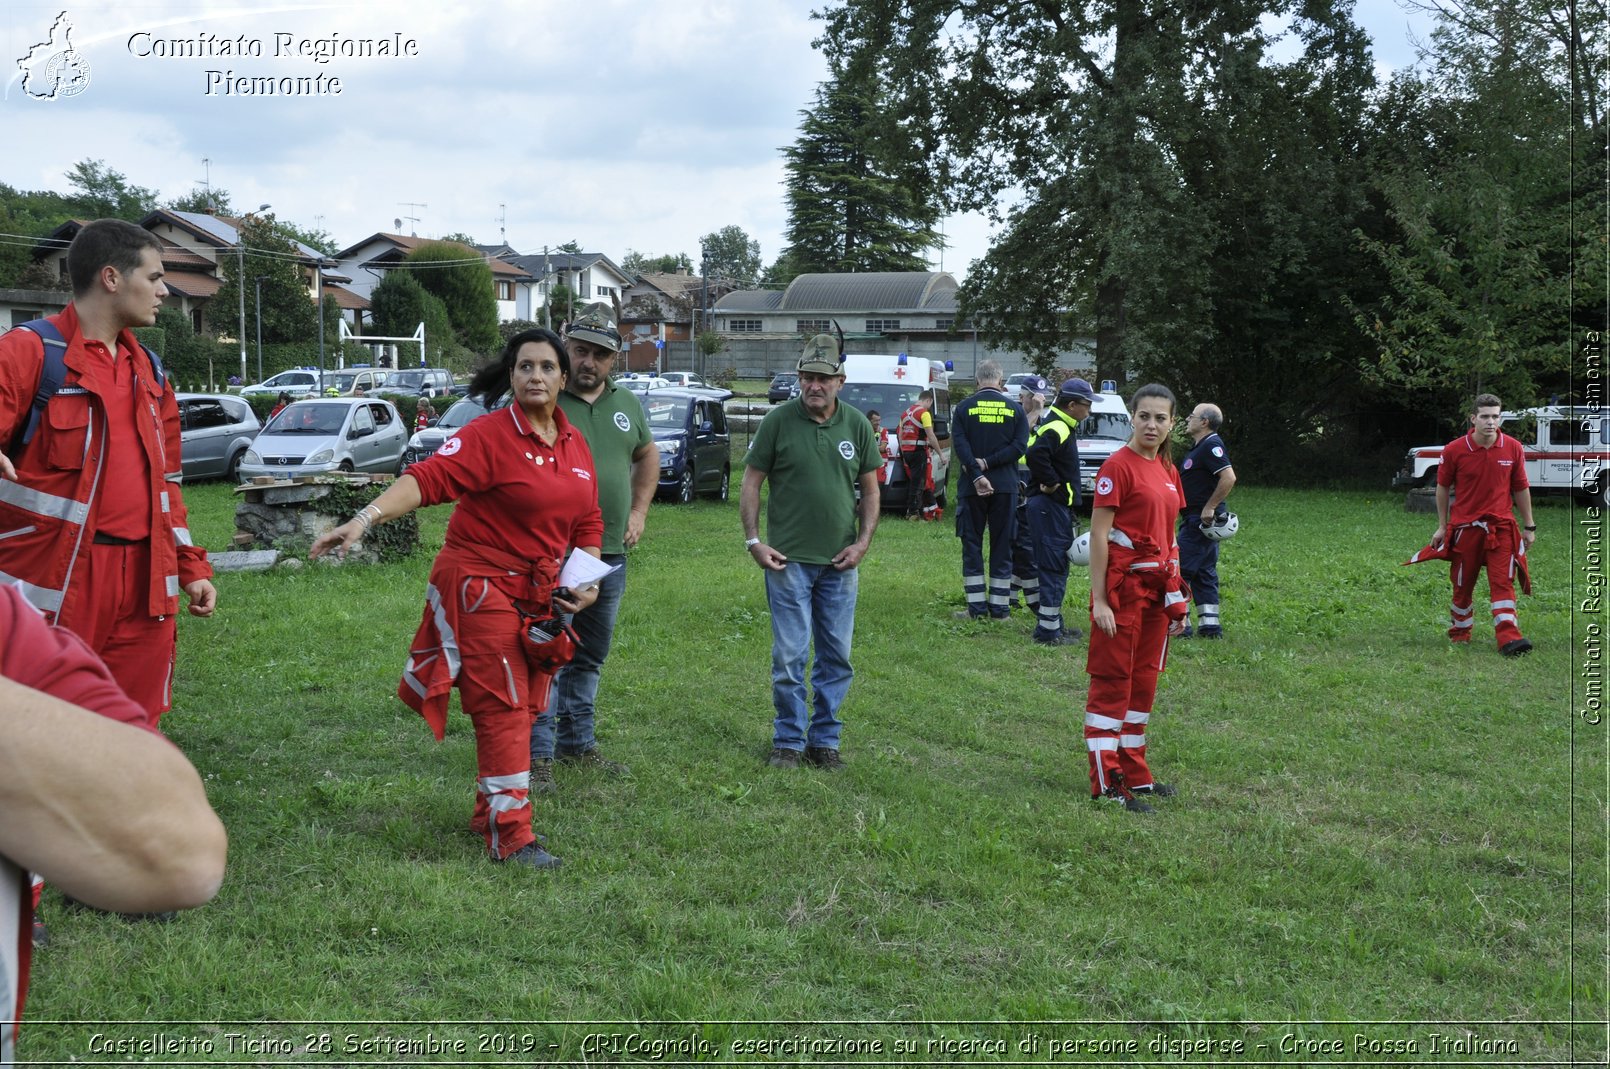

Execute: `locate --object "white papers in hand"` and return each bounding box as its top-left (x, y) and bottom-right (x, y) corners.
top-left (559, 549), bottom-right (618, 592)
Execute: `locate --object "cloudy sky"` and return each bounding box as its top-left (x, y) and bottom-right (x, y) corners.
top-left (2, 1), bottom-right (1438, 281)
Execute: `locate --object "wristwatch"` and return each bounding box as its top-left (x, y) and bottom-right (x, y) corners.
top-left (745, 537), bottom-right (761, 548)
top-left (1524, 525), bottom-right (1537, 531)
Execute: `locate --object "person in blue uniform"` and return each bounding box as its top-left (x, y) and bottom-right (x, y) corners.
top-left (950, 360), bottom-right (1028, 619)
top-left (1024, 378), bottom-right (1096, 645)
top-left (1177, 403), bottom-right (1237, 638)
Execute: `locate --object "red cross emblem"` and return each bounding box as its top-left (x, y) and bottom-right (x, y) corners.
top-left (893, 366), bottom-right (907, 379)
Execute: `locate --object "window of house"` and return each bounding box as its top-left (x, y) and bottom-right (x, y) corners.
top-left (935, 318), bottom-right (954, 331)
top-left (596, 285), bottom-right (615, 298)
top-left (727, 319), bottom-right (763, 333)
top-left (796, 319), bottom-right (830, 334)
top-left (866, 319), bottom-right (901, 332)
top-left (497, 281), bottom-right (513, 301)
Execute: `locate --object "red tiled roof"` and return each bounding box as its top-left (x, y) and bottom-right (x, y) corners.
top-left (160, 270), bottom-right (222, 298)
top-left (322, 283), bottom-right (369, 311)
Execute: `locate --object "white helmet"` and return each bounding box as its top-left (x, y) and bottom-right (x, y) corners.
top-left (1200, 512), bottom-right (1239, 542)
top-left (1068, 531), bottom-right (1092, 566)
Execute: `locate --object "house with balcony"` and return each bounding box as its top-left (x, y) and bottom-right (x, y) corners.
top-left (331, 232), bottom-right (533, 325)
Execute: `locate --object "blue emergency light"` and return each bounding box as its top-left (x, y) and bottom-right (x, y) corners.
top-left (944, 360), bottom-right (954, 371)
top-left (897, 353), bottom-right (908, 365)
top-left (1100, 379), bottom-right (1117, 393)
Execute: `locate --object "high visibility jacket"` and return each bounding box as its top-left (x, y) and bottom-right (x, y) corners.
top-left (0, 306), bottom-right (210, 626)
top-left (1025, 407), bottom-right (1082, 506)
top-left (898, 403), bottom-right (928, 451)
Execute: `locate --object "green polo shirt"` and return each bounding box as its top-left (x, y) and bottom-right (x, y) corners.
top-left (746, 397), bottom-right (879, 565)
top-left (558, 382), bottom-right (651, 555)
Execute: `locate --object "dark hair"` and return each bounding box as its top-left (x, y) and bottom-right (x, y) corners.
top-left (67, 219), bottom-right (163, 296)
top-left (866, 409), bottom-right (881, 419)
top-left (1129, 382), bottom-right (1178, 465)
top-left (1471, 392), bottom-right (1502, 414)
top-left (467, 327), bottom-right (570, 403)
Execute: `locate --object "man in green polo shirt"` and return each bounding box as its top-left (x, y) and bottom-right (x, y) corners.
top-left (528, 310), bottom-right (655, 790)
top-left (741, 333), bottom-right (880, 772)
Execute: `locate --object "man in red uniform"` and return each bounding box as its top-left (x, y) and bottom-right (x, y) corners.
top-left (1432, 393), bottom-right (1536, 656)
top-left (1, 584), bottom-right (227, 1057)
top-left (0, 220), bottom-right (216, 726)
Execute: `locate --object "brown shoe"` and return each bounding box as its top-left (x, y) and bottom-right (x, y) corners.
top-left (531, 758), bottom-right (556, 795)
top-left (559, 748), bottom-right (629, 775)
top-left (804, 746), bottom-right (845, 772)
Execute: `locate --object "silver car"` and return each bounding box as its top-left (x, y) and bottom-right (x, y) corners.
top-left (238, 398), bottom-right (409, 480)
top-left (177, 393), bottom-right (260, 482)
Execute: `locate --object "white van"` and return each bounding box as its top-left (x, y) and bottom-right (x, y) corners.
top-left (838, 353), bottom-right (953, 510)
top-left (1072, 391), bottom-right (1133, 501)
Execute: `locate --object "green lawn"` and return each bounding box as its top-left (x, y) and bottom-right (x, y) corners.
top-left (20, 482), bottom-right (1603, 1065)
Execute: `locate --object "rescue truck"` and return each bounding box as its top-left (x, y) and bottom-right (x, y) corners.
top-left (1392, 405), bottom-right (1610, 506)
top-left (837, 353), bottom-right (953, 511)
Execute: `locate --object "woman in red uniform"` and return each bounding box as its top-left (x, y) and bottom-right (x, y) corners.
top-left (311, 328), bottom-right (602, 869)
top-left (1085, 384), bottom-right (1190, 814)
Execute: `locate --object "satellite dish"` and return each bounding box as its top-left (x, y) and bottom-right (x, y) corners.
top-left (394, 218), bottom-right (402, 230)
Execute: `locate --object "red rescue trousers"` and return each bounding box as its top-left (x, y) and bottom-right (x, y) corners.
top-left (56, 541), bottom-right (177, 728)
top-left (454, 577), bottom-right (551, 859)
top-left (1084, 580), bottom-right (1169, 797)
top-left (1447, 522), bottom-right (1525, 649)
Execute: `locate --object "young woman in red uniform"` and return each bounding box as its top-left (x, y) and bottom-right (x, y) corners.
top-left (312, 329), bottom-right (602, 869)
top-left (1085, 384), bottom-right (1189, 814)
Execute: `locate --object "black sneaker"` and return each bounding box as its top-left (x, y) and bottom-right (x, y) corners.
top-left (1132, 782), bottom-right (1177, 799)
top-left (1097, 789), bottom-right (1155, 814)
top-left (497, 842), bottom-right (563, 870)
top-left (767, 747), bottom-right (802, 769)
top-left (559, 748), bottom-right (629, 775)
top-left (1034, 630), bottom-right (1081, 646)
top-left (1196, 626), bottom-right (1223, 640)
top-left (804, 746), bottom-right (845, 772)
top-left (32, 918), bottom-right (47, 947)
top-left (1500, 638), bottom-right (1534, 658)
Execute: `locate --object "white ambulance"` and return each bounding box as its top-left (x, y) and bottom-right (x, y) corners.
top-left (1392, 405), bottom-right (1610, 506)
top-left (838, 353), bottom-right (953, 511)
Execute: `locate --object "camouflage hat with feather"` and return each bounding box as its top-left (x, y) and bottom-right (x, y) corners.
top-left (567, 308), bottom-right (621, 353)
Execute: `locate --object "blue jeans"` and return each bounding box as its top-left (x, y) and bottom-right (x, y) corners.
top-left (765, 562), bottom-right (858, 752)
top-left (530, 554), bottom-right (626, 761)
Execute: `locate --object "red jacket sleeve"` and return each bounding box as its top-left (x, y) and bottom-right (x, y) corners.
top-left (158, 378), bottom-right (212, 586)
top-left (0, 586), bottom-right (155, 733)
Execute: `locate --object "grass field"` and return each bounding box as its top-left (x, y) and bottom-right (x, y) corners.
top-left (20, 477), bottom-right (1605, 1066)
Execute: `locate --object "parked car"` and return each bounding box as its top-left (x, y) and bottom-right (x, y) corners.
top-left (239, 368), bottom-right (322, 399)
top-left (382, 367), bottom-right (455, 398)
top-left (237, 397), bottom-right (409, 480)
top-left (401, 395), bottom-right (493, 470)
top-left (321, 367), bottom-right (388, 396)
top-left (767, 372), bottom-right (797, 404)
top-left (1004, 372), bottom-right (1038, 392)
top-left (176, 393), bottom-right (259, 482)
top-left (619, 376), bottom-right (671, 395)
top-left (642, 387), bottom-right (734, 503)
top-left (658, 371), bottom-right (709, 389)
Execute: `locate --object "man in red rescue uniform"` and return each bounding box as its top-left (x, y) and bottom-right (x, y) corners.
top-left (898, 389), bottom-right (943, 520)
top-left (0, 219), bottom-right (216, 728)
top-left (1431, 393), bottom-right (1536, 656)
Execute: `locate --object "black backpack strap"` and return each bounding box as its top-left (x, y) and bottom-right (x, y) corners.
top-left (10, 319), bottom-right (69, 456)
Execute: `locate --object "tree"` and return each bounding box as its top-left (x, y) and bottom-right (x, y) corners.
top-left (699, 225), bottom-right (762, 287)
top-left (208, 214), bottom-right (319, 346)
top-left (280, 220), bottom-right (339, 257)
top-left (622, 250), bottom-right (695, 275)
top-left (64, 159), bottom-right (157, 221)
top-left (369, 270), bottom-right (456, 365)
top-left (167, 186), bottom-right (232, 215)
top-left (777, 53), bottom-right (943, 276)
top-left (404, 241), bottom-right (501, 354)
top-left (1348, 0), bottom-right (1603, 417)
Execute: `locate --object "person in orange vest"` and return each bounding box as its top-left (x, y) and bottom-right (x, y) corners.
top-left (867, 410), bottom-right (896, 484)
top-left (897, 390), bottom-right (942, 520)
top-left (0, 219), bottom-right (216, 728)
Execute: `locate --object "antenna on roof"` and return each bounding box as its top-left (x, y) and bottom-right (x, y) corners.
top-left (394, 218), bottom-right (402, 231)
top-left (497, 203), bottom-right (506, 245)
top-left (398, 203), bottom-right (427, 236)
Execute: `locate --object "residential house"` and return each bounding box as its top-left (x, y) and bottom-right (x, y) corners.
top-left (30, 211), bottom-right (362, 337)
top-left (503, 251), bottom-right (632, 327)
top-left (331, 232), bottom-right (532, 326)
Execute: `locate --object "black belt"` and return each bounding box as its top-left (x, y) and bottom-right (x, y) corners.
top-left (92, 532), bottom-right (141, 545)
